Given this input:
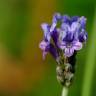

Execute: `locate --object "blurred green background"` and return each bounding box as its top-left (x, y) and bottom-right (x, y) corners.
top-left (0, 0), bottom-right (96, 96)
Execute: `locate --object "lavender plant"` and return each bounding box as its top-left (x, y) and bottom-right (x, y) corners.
top-left (39, 13), bottom-right (87, 96)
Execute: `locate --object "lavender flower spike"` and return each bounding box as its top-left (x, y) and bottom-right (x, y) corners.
top-left (39, 13), bottom-right (88, 88)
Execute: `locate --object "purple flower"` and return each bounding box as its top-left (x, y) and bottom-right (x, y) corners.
top-left (50, 13), bottom-right (61, 32)
top-left (76, 16), bottom-right (87, 42)
top-left (51, 29), bottom-right (59, 47)
top-left (79, 16), bottom-right (87, 28)
top-left (49, 44), bottom-right (59, 59)
top-left (39, 40), bottom-right (50, 59)
top-left (40, 19), bottom-right (59, 59)
top-left (59, 40), bottom-right (82, 57)
top-left (78, 29), bottom-right (88, 42)
top-left (61, 15), bottom-right (79, 25)
top-left (39, 40), bottom-right (58, 59)
top-left (39, 13), bottom-right (88, 59)
top-left (57, 15), bottom-right (87, 57)
top-left (39, 23), bottom-right (51, 59)
top-left (41, 23), bottom-right (51, 42)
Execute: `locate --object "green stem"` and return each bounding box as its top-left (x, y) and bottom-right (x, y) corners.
top-left (62, 87), bottom-right (68, 96)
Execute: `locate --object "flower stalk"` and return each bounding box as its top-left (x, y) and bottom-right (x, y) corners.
top-left (62, 87), bottom-right (68, 96)
top-left (39, 13), bottom-right (88, 96)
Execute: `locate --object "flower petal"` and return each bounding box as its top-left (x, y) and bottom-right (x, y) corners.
top-left (64, 32), bottom-right (74, 42)
top-left (70, 22), bottom-right (80, 32)
top-left (71, 16), bottom-right (79, 22)
top-left (64, 48), bottom-right (74, 57)
top-left (58, 41), bottom-right (66, 50)
top-left (51, 29), bottom-right (59, 46)
top-left (61, 23), bottom-right (70, 31)
top-left (49, 44), bottom-right (58, 59)
top-left (41, 23), bottom-right (51, 42)
top-left (50, 13), bottom-right (61, 32)
top-left (73, 41), bottom-right (83, 50)
top-left (39, 40), bottom-right (50, 60)
top-left (41, 23), bottom-right (50, 33)
top-left (58, 29), bottom-right (67, 41)
top-left (79, 29), bottom-right (88, 42)
top-left (79, 16), bottom-right (87, 28)
top-left (61, 15), bottom-right (70, 23)
top-left (39, 40), bottom-right (49, 51)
